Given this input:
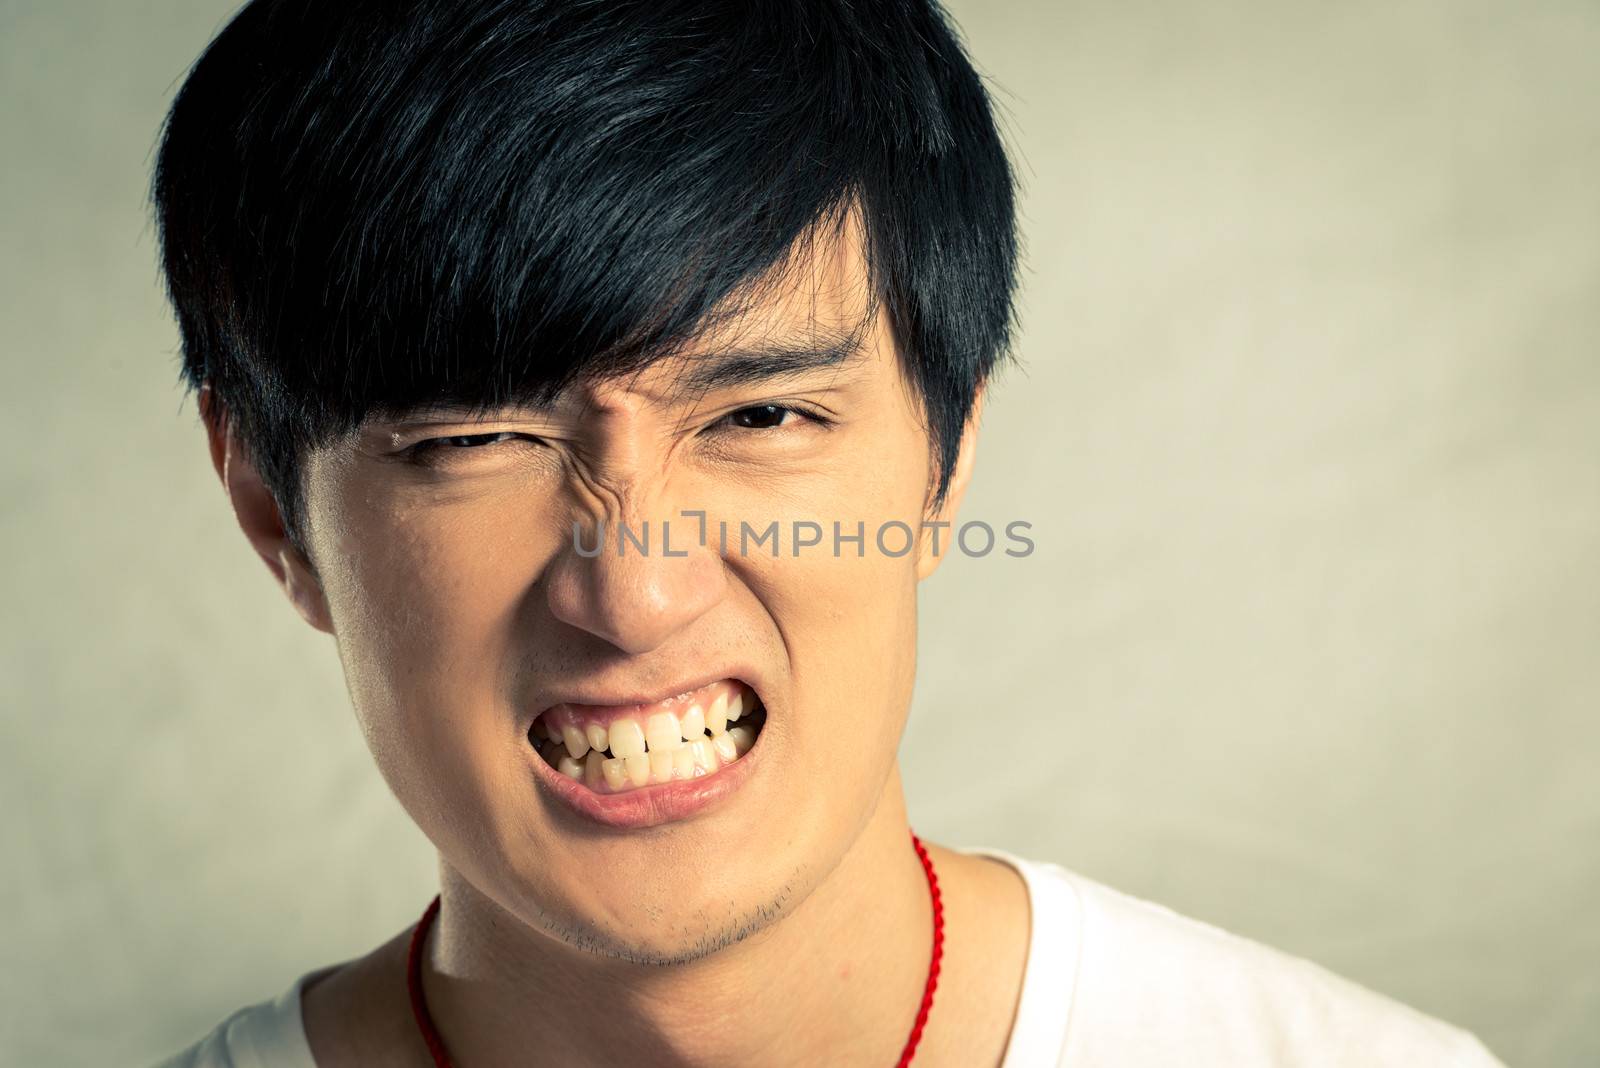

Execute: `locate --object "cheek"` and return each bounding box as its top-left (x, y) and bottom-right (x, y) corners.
top-left (719, 432), bottom-right (928, 785)
top-left (770, 559), bottom-right (917, 800)
top-left (315, 497), bottom-right (559, 826)
top-left (325, 507), bottom-right (520, 686)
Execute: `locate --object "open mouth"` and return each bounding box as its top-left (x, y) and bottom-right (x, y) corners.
top-left (528, 679), bottom-right (768, 794)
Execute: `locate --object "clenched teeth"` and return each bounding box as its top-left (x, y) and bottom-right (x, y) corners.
top-left (532, 681), bottom-right (766, 793)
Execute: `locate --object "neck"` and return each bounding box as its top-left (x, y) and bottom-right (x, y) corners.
top-left (422, 769), bottom-right (933, 1068)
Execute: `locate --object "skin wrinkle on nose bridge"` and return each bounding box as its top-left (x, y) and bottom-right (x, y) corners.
top-left (560, 380), bottom-right (705, 543)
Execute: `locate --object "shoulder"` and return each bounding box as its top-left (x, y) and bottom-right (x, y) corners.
top-left (977, 849), bottom-right (1506, 1068)
top-left (153, 929), bottom-right (414, 1068)
top-left (149, 970), bottom-right (325, 1068)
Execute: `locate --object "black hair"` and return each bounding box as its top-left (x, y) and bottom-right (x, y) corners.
top-left (151, 0), bottom-right (1020, 559)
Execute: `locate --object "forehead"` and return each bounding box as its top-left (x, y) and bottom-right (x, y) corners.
top-left (572, 207), bottom-right (887, 408)
top-left (351, 201), bottom-right (893, 430)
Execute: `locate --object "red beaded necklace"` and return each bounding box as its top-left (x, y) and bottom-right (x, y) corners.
top-left (407, 829), bottom-right (944, 1067)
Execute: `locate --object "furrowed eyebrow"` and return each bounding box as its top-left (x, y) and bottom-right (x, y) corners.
top-left (673, 330), bottom-right (869, 394)
top-left (363, 326), bottom-right (872, 432)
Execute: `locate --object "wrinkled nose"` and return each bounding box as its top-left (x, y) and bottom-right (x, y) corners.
top-left (543, 516), bottom-right (726, 656)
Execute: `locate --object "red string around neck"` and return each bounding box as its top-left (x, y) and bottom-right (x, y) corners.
top-left (407, 828), bottom-right (944, 1067)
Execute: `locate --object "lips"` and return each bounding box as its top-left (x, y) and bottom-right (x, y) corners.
top-left (525, 677), bottom-right (769, 829)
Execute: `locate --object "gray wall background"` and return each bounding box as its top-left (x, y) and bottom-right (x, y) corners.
top-left (3, 1), bottom-right (1596, 1064)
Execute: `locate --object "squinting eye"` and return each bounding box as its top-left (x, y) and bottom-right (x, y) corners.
top-left (723, 404), bottom-right (804, 430)
top-left (407, 430), bottom-right (536, 459)
top-left (730, 405), bottom-right (789, 429)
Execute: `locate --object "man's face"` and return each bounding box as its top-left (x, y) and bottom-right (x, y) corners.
top-left (287, 217), bottom-right (974, 963)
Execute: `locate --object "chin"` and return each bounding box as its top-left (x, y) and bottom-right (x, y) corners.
top-left (531, 877), bottom-right (801, 967)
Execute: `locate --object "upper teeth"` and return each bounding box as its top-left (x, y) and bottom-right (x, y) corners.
top-left (608, 718), bottom-right (645, 759)
top-left (645, 712), bottom-right (681, 752)
top-left (547, 692), bottom-right (749, 755)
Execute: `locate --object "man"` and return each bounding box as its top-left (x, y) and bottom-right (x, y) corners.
top-left (152, 1), bottom-right (1505, 1065)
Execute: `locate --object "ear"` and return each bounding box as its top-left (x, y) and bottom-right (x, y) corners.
top-left (198, 384), bottom-right (335, 634)
top-left (917, 384), bottom-right (985, 581)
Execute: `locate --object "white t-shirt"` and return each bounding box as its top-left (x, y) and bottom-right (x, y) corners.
top-left (154, 847), bottom-right (1507, 1067)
